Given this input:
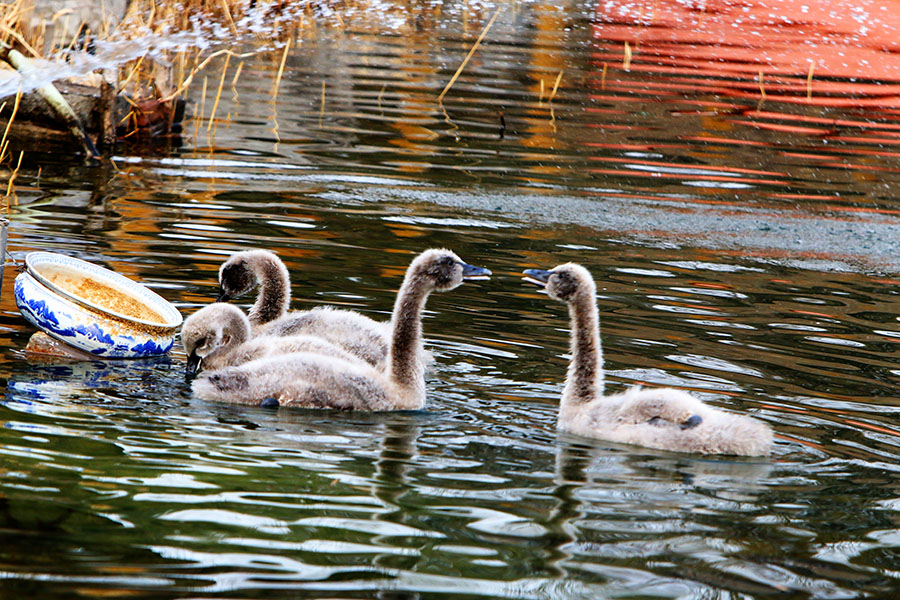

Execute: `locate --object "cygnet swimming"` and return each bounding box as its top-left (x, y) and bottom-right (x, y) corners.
top-left (216, 249), bottom-right (426, 368)
top-left (181, 302), bottom-right (362, 374)
top-left (193, 249), bottom-right (491, 410)
top-left (523, 262), bottom-right (772, 456)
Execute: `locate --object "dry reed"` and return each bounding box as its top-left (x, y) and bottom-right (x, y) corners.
top-left (758, 70), bottom-right (766, 109)
top-left (207, 50), bottom-right (230, 131)
top-left (0, 87), bottom-right (21, 162)
top-left (5, 149), bottom-right (22, 197)
top-left (438, 6), bottom-right (501, 103)
top-left (230, 60), bottom-right (244, 91)
top-left (547, 70), bottom-right (562, 103)
top-left (272, 38), bottom-right (291, 100)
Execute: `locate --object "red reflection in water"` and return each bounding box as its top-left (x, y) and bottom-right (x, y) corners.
top-left (594, 0), bottom-right (900, 106)
top-left (579, 0), bottom-right (900, 218)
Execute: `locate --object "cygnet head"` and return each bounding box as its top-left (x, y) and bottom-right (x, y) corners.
top-left (522, 262), bottom-right (595, 304)
top-left (405, 248), bottom-right (492, 292)
top-left (181, 303), bottom-right (250, 374)
top-left (216, 249), bottom-right (282, 302)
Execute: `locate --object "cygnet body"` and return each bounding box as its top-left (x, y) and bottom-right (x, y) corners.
top-left (181, 303), bottom-right (362, 374)
top-left (193, 249), bottom-right (491, 410)
top-left (216, 249), bottom-right (421, 368)
top-left (523, 263), bottom-right (772, 456)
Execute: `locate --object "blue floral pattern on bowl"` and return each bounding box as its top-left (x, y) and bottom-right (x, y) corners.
top-left (15, 252), bottom-right (183, 358)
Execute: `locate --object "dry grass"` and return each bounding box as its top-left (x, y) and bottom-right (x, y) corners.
top-left (0, 0), bottom-right (359, 141)
top-left (0, 0), bottom-right (502, 198)
top-left (0, 0), bottom-right (41, 57)
top-left (0, 0), bottom-right (368, 197)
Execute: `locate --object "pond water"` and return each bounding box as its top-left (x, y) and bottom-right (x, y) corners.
top-left (3, 0), bottom-right (900, 597)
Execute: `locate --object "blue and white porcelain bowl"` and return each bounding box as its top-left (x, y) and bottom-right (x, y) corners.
top-left (15, 252), bottom-right (183, 358)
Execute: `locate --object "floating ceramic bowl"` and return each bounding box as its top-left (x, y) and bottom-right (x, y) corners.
top-left (15, 252), bottom-right (183, 358)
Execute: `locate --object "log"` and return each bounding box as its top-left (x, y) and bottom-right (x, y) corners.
top-left (6, 49), bottom-right (99, 159)
top-left (0, 57), bottom-right (184, 152)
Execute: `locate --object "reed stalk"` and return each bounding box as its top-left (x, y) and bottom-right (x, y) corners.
top-left (272, 39), bottom-right (291, 100)
top-left (219, 0), bottom-right (238, 35)
top-left (5, 149), bottom-right (22, 197)
top-left (758, 70), bottom-right (766, 109)
top-left (438, 6), bottom-right (501, 103)
top-left (0, 87), bottom-right (21, 162)
top-left (207, 51), bottom-right (230, 131)
top-left (117, 56), bottom-right (145, 93)
top-left (0, 211), bottom-right (7, 293)
top-left (547, 70), bottom-right (562, 103)
top-left (231, 60), bottom-right (244, 91)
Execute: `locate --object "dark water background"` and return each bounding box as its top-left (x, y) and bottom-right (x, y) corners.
top-left (2, 0), bottom-right (900, 597)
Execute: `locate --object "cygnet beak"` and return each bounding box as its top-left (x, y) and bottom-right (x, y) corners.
top-left (186, 351), bottom-right (202, 376)
top-left (461, 263), bottom-right (492, 281)
top-left (215, 290), bottom-right (232, 302)
top-left (522, 268), bottom-right (552, 287)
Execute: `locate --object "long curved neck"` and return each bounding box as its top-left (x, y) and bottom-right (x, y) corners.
top-left (388, 270), bottom-right (429, 397)
top-left (249, 258), bottom-right (290, 326)
top-left (562, 289), bottom-right (604, 407)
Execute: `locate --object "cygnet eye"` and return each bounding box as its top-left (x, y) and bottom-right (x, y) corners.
top-left (196, 336), bottom-right (208, 350)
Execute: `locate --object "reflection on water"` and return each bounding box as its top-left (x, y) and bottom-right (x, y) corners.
top-left (2, 0), bottom-right (900, 597)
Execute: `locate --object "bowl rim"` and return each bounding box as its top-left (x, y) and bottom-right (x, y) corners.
top-left (24, 251), bottom-right (183, 328)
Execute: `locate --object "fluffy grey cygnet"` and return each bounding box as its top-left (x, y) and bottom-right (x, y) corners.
top-left (193, 249), bottom-right (491, 410)
top-left (216, 249), bottom-right (420, 368)
top-left (181, 303), bottom-right (362, 374)
top-left (523, 263), bottom-right (772, 457)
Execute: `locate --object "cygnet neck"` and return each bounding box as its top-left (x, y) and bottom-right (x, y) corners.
top-left (388, 265), bottom-right (430, 396)
top-left (248, 255), bottom-right (291, 326)
top-left (563, 286), bottom-right (604, 406)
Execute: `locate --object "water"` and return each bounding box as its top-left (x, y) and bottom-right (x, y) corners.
top-left (2, 0), bottom-right (900, 597)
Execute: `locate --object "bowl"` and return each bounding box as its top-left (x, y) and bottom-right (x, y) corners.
top-left (14, 252), bottom-right (183, 358)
